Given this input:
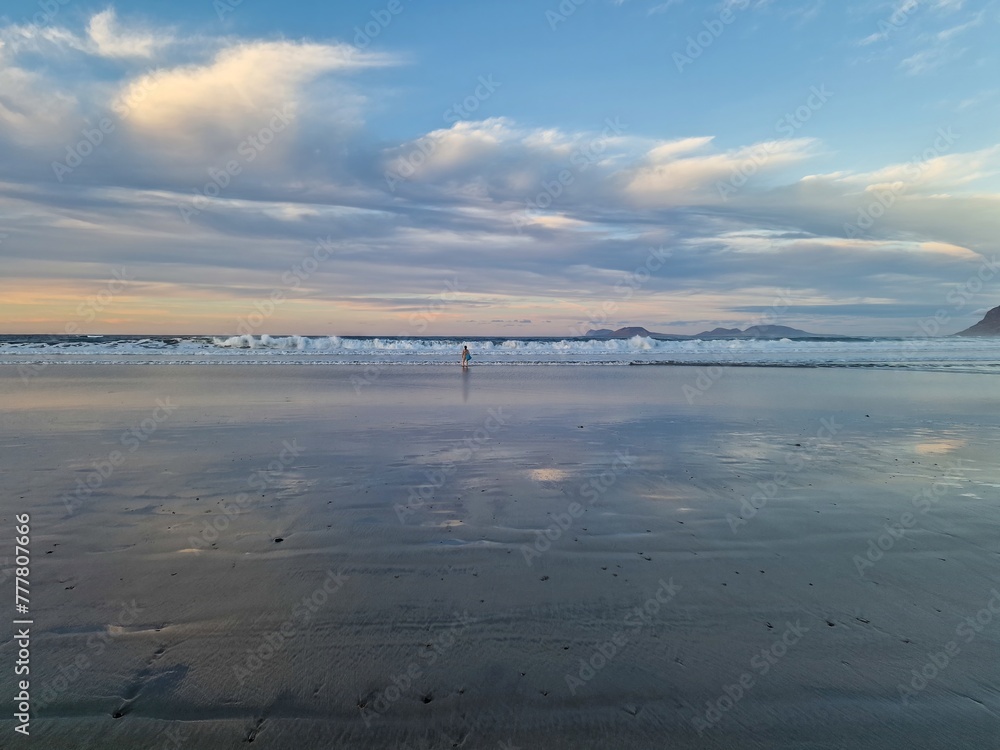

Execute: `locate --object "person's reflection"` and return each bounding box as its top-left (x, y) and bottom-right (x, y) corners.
top-left (462, 366), bottom-right (471, 403)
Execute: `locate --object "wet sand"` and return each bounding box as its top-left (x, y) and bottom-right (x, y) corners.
top-left (2, 364), bottom-right (999, 749)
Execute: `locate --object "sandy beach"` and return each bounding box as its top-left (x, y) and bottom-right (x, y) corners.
top-left (2, 364), bottom-right (999, 748)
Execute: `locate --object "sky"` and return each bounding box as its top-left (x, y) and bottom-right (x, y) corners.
top-left (1, 0), bottom-right (998, 336)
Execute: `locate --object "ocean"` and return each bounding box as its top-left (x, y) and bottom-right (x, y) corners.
top-left (2, 333), bottom-right (998, 371)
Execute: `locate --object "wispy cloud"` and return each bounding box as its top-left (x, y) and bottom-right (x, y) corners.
top-left (899, 44), bottom-right (962, 73)
top-left (87, 8), bottom-right (167, 59)
top-left (647, 0), bottom-right (683, 14)
top-left (935, 9), bottom-right (984, 40)
top-left (782, 0), bottom-right (824, 26)
top-left (933, 0), bottom-right (965, 13)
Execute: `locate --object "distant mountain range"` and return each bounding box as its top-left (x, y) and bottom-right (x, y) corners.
top-left (955, 304), bottom-right (1000, 336)
top-left (584, 325), bottom-right (843, 340)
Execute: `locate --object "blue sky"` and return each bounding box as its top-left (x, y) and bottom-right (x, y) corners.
top-left (1, 0), bottom-right (998, 335)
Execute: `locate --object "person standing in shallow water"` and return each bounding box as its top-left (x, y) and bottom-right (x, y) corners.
top-left (461, 345), bottom-right (471, 368)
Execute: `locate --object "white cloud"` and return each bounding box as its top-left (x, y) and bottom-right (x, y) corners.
top-left (382, 117), bottom-right (635, 200)
top-left (809, 146), bottom-right (1000, 194)
top-left (857, 31), bottom-right (886, 46)
top-left (645, 137), bottom-right (715, 161)
top-left (647, 0), bottom-right (683, 14)
top-left (955, 88), bottom-right (998, 110)
top-left (935, 10), bottom-right (983, 40)
top-left (933, 0), bottom-right (965, 12)
top-left (624, 138), bottom-right (818, 205)
top-left (87, 9), bottom-right (166, 59)
top-left (899, 44), bottom-right (965, 74)
top-left (713, 231), bottom-right (979, 261)
top-left (721, 0), bottom-right (773, 11)
top-left (892, 5), bottom-right (983, 74)
top-left (0, 43), bottom-right (78, 146)
top-left (1, 8), bottom-right (999, 336)
top-left (119, 40), bottom-right (395, 162)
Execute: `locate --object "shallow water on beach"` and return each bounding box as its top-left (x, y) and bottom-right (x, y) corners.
top-left (2, 365), bottom-right (999, 749)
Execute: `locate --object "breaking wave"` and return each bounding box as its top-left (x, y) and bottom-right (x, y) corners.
top-left (1, 333), bottom-right (998, 371)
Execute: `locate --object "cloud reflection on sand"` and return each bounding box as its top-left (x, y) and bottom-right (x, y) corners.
top-left (914, 438), bottom-right (968, 455)
top-left (527, 468), bottom-right (571, 482)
